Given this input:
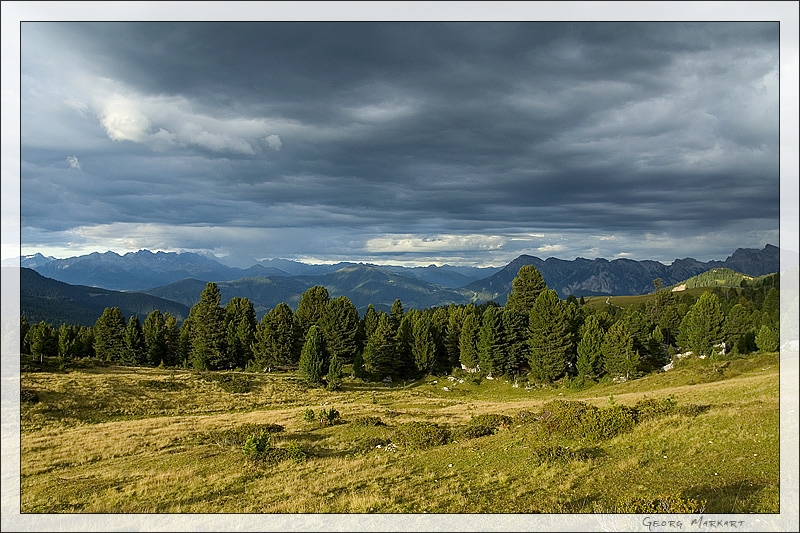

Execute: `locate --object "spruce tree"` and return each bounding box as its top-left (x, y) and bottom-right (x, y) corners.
top-left (295, 286), bottom-right (330, 338)
top-left (189, 282), bottom-right (227, 370)
top-left (94, 307), bottom-right (126, 361)
top-left (459, 311), bottom-right (480, 371)
top-left (319, 296), bottom-right (360, 363)
top-left (123, 315), bottom-right (147, 366)
top-left (253, 302), bottom-right (297, 369)
top-left (477, 306), bottom-right (507, 376)
top-left (395, 313), bottom-right (415, 375)
top-left (390, 299), bottom-right (405, 330)
top-left (299, 325), bottom-right (326, 385)
top-left (363, 304), bottom-right (379, 339)
top-left (29, 321), bottom-right (57, 362)
top-left (363, 313), bottom-right (397, 379)
top-left (163, 313), bottom-right (180, 366)
top-left (445, 305), bottom-right (466, 367)
top-left (678, 292), bottom-right (725, 357)
top-left (326, 352), bottom-right (344, 390)
top-left (755, 324), bottom-right (779, 353)
top-left (602, 321), bottom-right (640, 380)
top-left (576, 314), bottom-right (604, 378)
top-left (505, 265), bottom-right (547, 316)
top-left (224, 297), bottom-right (257, 369)
top-left (143, 309), bottom-right (167, 366)
top-left (502, 306), bottom-right (528, 373)
top-left (412, 313), bottom-right (437, 374)
top-left (57, 324), bottom-right (79, 362)
top-left (526, 290), bottom-right (571, 382)
top-left (725, 303), bottom-right (755, 354)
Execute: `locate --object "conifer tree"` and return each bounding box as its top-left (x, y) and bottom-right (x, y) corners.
top-left (390, 299), bottom-right (405, 330)
top-left (76, 326), bottom-right (95, 359)
top-left (319, 296), bottom-right (360, 363)
top-left (445, 305), bottom-right (466, 367)
top-left (459, 311), bottom-right (480, 371)
top-left (123, 315), bottom-right (147, 366)
top-left (326, 352), bottom-right (343, 390)
top-left (602, 321), bottom-right (639, 380)
top-left (57, 324), bottom-right (80, 362)
top-left (363, 313), bottom-right (397, 379)
top-left (576, 314), bottom-right (604, 378)
top-left (678, 292), bottom-right (725, 357)
top-left (412, 312), bottom-right (437, 374)
top-left (527, 290), bottom-right (571, 382)
top-left (505, 265), bottom-right (548, 316)
top-left (189, 282), bottom-right (227, 370)
top-left (224, 297), bottom-right (257, 369)
top-left (755, 324), bottom-right (779, 353)
top-left (253, 302), bottom-right (297, 369)
top-left (29, 321), bottom-right (57, 362)
top-left (478, 306), bottom-right (507, 375)
top-left (294, 285), bottom-right (330, 338)
top-left (94, 307), bottom-right (126, 361)
top-left (299, 325), bottom-right (326, 385)
top-left (363, 304), bottom-right (379, 340)
top-left (725, 303), bottom-right (755, 354)
top-left (143, 309), bottom-right (167, 366)
top-left (395, 312), bottom-right (415, 375)
top-left (21, 316), bottom-right (31, 356)
top-left (163, 313), bottom-right (180, 366)
top-left (503, 306), bottom-right (528, 372)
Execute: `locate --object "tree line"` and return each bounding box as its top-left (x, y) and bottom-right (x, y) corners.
top-left (21, 266), bottom-right (781, 387)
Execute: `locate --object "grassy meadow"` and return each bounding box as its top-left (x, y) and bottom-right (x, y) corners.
top-left (19, 352), bottom-right (780, 514)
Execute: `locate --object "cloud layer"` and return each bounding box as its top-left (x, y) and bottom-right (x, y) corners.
top-left (20, 21), bottom-right (780, 266)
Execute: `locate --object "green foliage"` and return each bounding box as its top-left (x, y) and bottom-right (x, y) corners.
top-left (21, 389), bottom-right (40, 403)
top-left (599, 494), bottom-right (706, 513)
top-left (294, 285), bottom-right (330, 337)
top-left (317, 406), bottom-right (341, 426)
top-left (199, 372), bottom-right (251, 393)
top-left (208, 423), bottom-right (284, 447)
top-left (530, 445), bottom-right (594, 462)
top-left (581, 405), bottom-right (637, 441)
top-left (679, 292), bottom-right (725, 358)
top-left (632, 395), bottom-right (677, 422)
top-left (325, 353), bottom-right (344, 390)
top-left (189, 283), bottom-right (227, 370)
top-left (299, 325), bottom-right (326, 385)
top-left (93, 307), bottom-right (126, 361)
top-left (477, 306), bottom-right (507, 375)
top-left (28, 321), bottom-right (58, 362)
top-left (363, 314), bottom-right (397, 378)
top-left (303, 408), bottom-right (316, 423)
top-left (411, 313), bottom-right (437, 374)
top-left (391, 421), bottom-right (450, 450)
top-left (242, 430), bottom-right (273, 461)
top-left (537, 400), bottom-right (599, 437)
top-left (122, 315), bottom-right (147, 366)
top-left (505, 265), bottom-right (547, 316)
top-left (253, 302), bottom-right (298, 369)
top-left (602, 321), bottom-right (640, 380)
top-left (458, 312), bottom-right (480, 370)
top-left (351, 415), bottom-right (384, 427)
top-left (527, 290), bottom-right (572, 382)
top-left (468, 413), bottom-right (513, 429)
top-left (224, 297), bottom-right (257, 370)
top-left (755, 324), bottom-right (779, 353)
top-left (319, 296), bottom-right (360, 364)
top-left (451, 424), bottom-right (496, 440)
top-left (576, 314), bottom-right (605, 378)
top-left (283, 442), bottom-right (309, 463)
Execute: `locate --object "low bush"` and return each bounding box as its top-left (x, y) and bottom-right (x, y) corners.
top-left (199, 373), bottom-right (250, 393)
top-left (20, 389), bottom-right (40, 404)
top-left (597, 494), bottom-right (707, 513)
top-left (530, 445), bottom-right (594, 462)
top-left (242, 430), bottom-right (273, 461)
top-left (537, 400), bottom-right (599, 437)
top-left (302, 408), bottom-right (316, 423)
top-left (140, 379), bottom-right (185, 392)
top-left (581, 405), bottom-right (637, 441)
top-left (468, 413), bottom-right (512, 429)
top-left (208, 423), bottom-right (284, 447)
top-left (452, 424), bottom-right (496, 440)
top-left (318, 406), bottom-right (340, 426)
top-left (392, 421), bottom-right (450, 450)
top-left (283, 442), bottom-right (309, 463)
top-left (351, 415), bottom-right (384, 427)
top-left (633, 395), bottom-right (678, 422)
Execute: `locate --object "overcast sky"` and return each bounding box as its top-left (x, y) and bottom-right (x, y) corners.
top-left (13, 18), bottom-right (786, 267)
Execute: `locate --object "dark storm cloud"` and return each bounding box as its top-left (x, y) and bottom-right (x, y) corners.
top-left (20, 21), bottom-right (780, 265)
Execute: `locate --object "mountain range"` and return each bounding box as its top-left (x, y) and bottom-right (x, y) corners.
top-left (16, 244), bottom-right (781, 326)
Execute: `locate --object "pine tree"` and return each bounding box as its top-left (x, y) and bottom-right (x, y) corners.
top-left (459, 312), bottom-right (480, 371)
top-left (163, 313), bottom-right (180, 366)
top-left (395, 313), bottom-right (415, 376)
top-left (363, 304), bottom-right (379, 340)
top-left (576, 314), bottom-right (604, 378)
top-left (505, 265), bottom-right (547, 316)
top-left (76, 326), bottom-right (95, 359)
top-left (123, 315), bottom-right (146, 366)
top-left (319, 296), bottom-right (360, 363)
top-left (143, 309), bottom-right (167, 366)
top-left (57, 324), bottom-right (80, 362)
top-left (755, 324), bottom-right (779, 353)
top-left (326, 352), bottom-right (343, 390)
top-left (295, 286), bottom-right (330, 338)
top-left (253, 302), bottom-right (297, 369)
top-left (94, 307), bottom-right (126, 362)
top-left (299, 325), bottom-right (326, 385)
top-left (602, 321), bottom-right (640, 380)
top-left (725, 303), bottom-right (755, 354)
top-left (412, 313), bottom-right (437, 374)
top-left (390, 299), bottom-right (405, 330)
top-left (189, 282), bottom-right (227, 370)
top-left (678, 292), bottom-right (725, 357)
top-left (527, 290), bottom-right (571, 382)
top-left (224, 297), bottom-right (257, 370)
top-left (502, 307), bottom-right (528, 373)
top-left (363, 313), bottom-right (397, 379)
top-left (477, 306), bottom-right (507, 376)
top-left (445, 305), bottom-right (466, 367)
top-left (28, 321), bottom-right (57, 362)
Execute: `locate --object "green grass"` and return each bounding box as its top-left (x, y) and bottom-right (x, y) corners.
top-left (20, 353), bottom-right (780, 513)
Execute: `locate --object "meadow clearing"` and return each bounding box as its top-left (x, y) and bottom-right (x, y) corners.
top-left (19, 352), bottom-right (780, 515)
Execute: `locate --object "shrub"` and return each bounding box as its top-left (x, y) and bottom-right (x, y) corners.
top-left (599, 494), bottom-right (707, 513)
top-left (302, 408), bottom-right (316, 423)
top-left (242, 430), bottom-right (273, 461)
top-left (514, 410), bottom-right (538, 425)
top-left (209, 423), bottom-right (284, 447)
top-left (452, 424), bottom-right (496, 440)
top-left (283, 442), bottom-right (308, 463)
top-left (633, 395), bottom-right (677, 422)
top-left (351, 415), bottom-right (384, 427)
top-left (468, 413), bottom-right (512, 429)
top-left (530, 445), bottom-right (593, 462)
top-left (581, 405), bottom-right (636, 441)
top-left (20, 389), bottom-right (40, 404)
top-left (318, 406), bottom-right (340, 426)
top-left (200, 373), bottom-right (250, 393)
top-left (392, 421), bottom-right (451, 450)
top-left (537, 400), bottom-right (599, 437)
